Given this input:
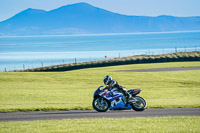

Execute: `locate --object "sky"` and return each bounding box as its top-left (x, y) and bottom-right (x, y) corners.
top-left (0, 0), bottom-right (200, 22)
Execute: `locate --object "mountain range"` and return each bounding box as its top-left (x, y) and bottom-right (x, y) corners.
top-left (0, 2), bottom-right (200, 36)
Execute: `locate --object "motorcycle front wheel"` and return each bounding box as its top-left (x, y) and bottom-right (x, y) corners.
top-left (131, 96), bottom-right (147, 111)
top-left (92, 97), bottom-right (109, 112)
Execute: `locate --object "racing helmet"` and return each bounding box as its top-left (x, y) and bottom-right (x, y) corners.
top-left (103, 75), bottom-right (112, 85)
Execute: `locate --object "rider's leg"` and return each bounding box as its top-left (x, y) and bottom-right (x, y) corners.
top-left (121, 88), bottom-right (131, 106)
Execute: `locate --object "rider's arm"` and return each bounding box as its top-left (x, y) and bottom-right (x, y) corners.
top-left (103, 80), bottom-right (117, 91)
top-left (109, 80), bottom-right (117, 87)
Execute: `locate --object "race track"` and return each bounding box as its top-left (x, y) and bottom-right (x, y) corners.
top-left (0, 108), bottom-right (199, 122)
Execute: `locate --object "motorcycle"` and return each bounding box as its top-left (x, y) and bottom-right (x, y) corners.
top-left (92, 85), bottom-right (147, 112)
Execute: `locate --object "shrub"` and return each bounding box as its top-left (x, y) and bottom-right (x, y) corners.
top-left (16, 51), bottom-right (200, 72)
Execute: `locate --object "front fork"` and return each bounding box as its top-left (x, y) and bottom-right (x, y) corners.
top-left (98, 97), bottom-right (105, 107)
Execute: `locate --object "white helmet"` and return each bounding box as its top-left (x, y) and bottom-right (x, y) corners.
top-left (103, 75), bottom-right (112, 85)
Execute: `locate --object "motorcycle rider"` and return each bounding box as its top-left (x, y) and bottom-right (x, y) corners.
top-left (103, 75), bottom-right (131, 106)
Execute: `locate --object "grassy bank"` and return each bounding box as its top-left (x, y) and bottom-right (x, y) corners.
top-left (17, 51), bottom-right (200, 72)
top-left (0, 117), bottom-right (199, 133)
top-left (0, 62), bottom-right (200, 112)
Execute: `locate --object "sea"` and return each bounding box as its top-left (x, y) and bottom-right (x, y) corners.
top-left (0, 31), bottom-right (200, 71)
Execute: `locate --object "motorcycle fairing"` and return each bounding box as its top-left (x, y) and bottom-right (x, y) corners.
top-left (128, 89), bottom-right (141, 95)
top-left (110, 98), bottom-right (132, 110)
top-left (99, 88), bottom-right (132, 110)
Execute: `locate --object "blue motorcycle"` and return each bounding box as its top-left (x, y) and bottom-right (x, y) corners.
top-left (92, 85), bottom-right (147, 112)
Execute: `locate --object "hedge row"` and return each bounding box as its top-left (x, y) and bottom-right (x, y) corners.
top-left (17, 51), bottom-right (200, 72)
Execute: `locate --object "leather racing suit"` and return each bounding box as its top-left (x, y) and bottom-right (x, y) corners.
top-left (103, 80), bottom-right (131, 105)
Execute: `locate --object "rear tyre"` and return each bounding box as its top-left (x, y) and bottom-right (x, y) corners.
top-left (131, 96), bottom-right (147, 111)
top-left (92, 97), bottom-right (109, 112)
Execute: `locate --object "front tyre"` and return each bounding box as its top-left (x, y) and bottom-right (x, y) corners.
top-left (92, 97), bottom-right (109, 112)
top-left (131, 96), bottom-right (147, 111)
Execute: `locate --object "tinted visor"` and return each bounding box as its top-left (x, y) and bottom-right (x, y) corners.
top-left (103, 77), bottom-right (108, 85)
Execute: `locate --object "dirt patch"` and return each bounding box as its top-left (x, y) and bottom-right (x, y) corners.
top-left (117, 66), bottom-right (200, 72)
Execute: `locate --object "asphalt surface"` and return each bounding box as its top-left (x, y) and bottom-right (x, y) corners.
top-left (0, 108), bottom-right (199, 122)
top-left (117, 66), bottom-right (200, 72)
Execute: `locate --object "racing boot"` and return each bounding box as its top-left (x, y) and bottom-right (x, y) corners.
top-left (125, 93), bottom-right (132, 107)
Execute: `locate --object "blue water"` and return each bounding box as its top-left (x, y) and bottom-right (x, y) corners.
top-left (0, 31), bottom-right (200, 71)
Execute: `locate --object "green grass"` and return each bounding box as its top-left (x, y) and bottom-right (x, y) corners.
top-left (0, 117), bottom-right (199, 133)
top-left (0, 62), bottom-right (200, 112)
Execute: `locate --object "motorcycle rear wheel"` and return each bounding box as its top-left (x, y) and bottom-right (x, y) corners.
top-left (131, 96), bottom-right (147, 111)
top-left (92, 97), bottom-right (109, 112)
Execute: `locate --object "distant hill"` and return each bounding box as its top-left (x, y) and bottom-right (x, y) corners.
top-left (0, 2), bottom-right (200, 36)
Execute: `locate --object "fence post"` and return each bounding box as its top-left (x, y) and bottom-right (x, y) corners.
top-left (23, 64), bottom-right (25, 70)
top-left (41, 62), bottom-right (43, 67)
top-left (5, 68), bottom-right (7, 72)
top-left (175, 47), bottom-right (177, 53)
top-left (63, 59), bottom-right (65, 64)
top-left (119, 53), bottom-right (120, 58)
top-left (75, 58), bottom-right (77, 64)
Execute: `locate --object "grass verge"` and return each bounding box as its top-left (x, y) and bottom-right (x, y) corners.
top-left (0, 117), bottom-right (199, 133)
top-left (0, 62), bottom-right (200, 112)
